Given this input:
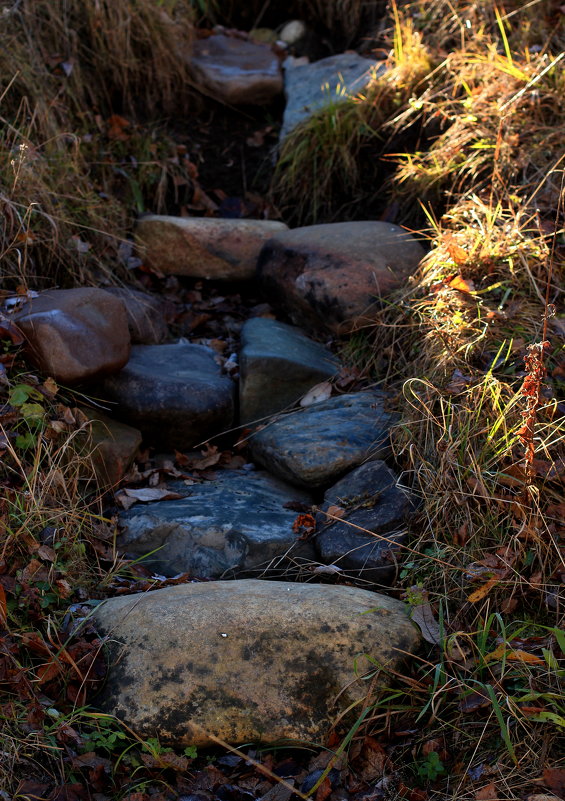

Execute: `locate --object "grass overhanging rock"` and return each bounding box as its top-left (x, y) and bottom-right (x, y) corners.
top-left (0, 0), bottom-right (564, 799)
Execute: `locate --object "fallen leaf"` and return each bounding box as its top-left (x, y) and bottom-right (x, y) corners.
top-left (449, 274), bottom-right (476, 293)
top-left (475, 782), bottom-right (499, 801)
top-left (325, 505), bottom-right (346, 519)
top-left (543, 768), bottom-right (565, 798)
top-left (300, 381), bottom-right (332, 407)
top-left (116, 488), bottom-right (183, 509)
top-left (410, 593), bottom-right (441, 645)
top-left (484, 643), bottom-right (545, 665)
top-left (467, 575), bottom-right (502, 603)
top-left (0, 315), bottom-right (24, 345)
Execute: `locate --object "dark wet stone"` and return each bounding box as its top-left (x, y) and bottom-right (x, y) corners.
top-left (248, 392), bottom-right (393, 488)
top-left (315, 461), bottom-right (416, 581)
top-left (100, 342), bottom-right (234, 450)
top-left (239, 317), bottom-right (339, 425)
top-left (118, 470), bottom-right (313, 578)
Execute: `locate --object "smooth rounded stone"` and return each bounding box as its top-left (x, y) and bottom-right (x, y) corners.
top-left (239, 318), bottom-right (339, 425)
top-left (315, 461), bottom-right (416, 581)
top-left (100, 342), bottom-right (234, 450)
top-left (258, 222), bottom-right (426, 334)
top-left (186, 34), bottom-right (283, 105)
top-left (103, 287), bottom-right (169, 344)
top-left (78, 407), bottom-right (142, 488)
top-left (118, 470), bottom-right (313, 578)
top-left (13, 288), bottom-right (130, 384)
top-left (248, 392), bottom-right (393, 488)
top-left (280, 53), bottom-right (384, 142)
top-left (92, 579), bottom-right (420, 746)
top-left (136, 215), bottom-right (288, 280)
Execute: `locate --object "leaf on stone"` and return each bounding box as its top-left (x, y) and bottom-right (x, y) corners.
top-left (183, 444), bottom-right (222, 470)
top-left (116, 488), bottom-right (183, 509)
top-left (300, 380), bottom-right (332, 407)
top-left (325, 505), bottom-right (346, 519)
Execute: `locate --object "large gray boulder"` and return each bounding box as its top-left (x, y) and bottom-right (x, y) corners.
top-left (136, 215), bottom-right (288, 280)
top-left (281, 53), bottom-right (384, 142)
top-left (239, 317), bottom-right (339, 425)
top-left (100, 342), bottom-right (234, 450)
top-left (315, 461), bottom-right (416, 581)
top-left (258, 222), bottom-right (426, 334)
top-left (118, 470), bottom-right (313, 578)
top-left (13, 288), bottom-right (130, 384)
top-left (249, 391), bottom-right (393, 488)
top-left (92, 579), bottom-right (420, 746)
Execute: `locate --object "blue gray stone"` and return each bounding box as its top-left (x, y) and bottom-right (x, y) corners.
top-left (280, 53), bottom-right (384, 142)
top-left (239, 317), bottom-right (339, 425)
top-left (248, 391), bottom-right (393, 488)
top-left (315, 461), bottom-right (416, 582)
top-left (100, 342), bottom-right (234, 451)
top-left (118, 470), bottom-right (313, 578)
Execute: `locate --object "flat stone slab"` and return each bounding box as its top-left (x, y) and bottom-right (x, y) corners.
top-left (239, 317), bottom-right (339, 425)
top-left (187, 34), bottom-right (283, 105)
top-left (100, 342), bottom-right (234, 450)
top-left (316, 461), bottom-right (416, 581)
top-left (92, 579), bottom-right (420, 746)
top-left (281, 53), bottom-right (383, 141)
top-left (249, 391), bottom-right (393, 488)
top-left (136, 216), bottom-right (288, 280)
top-left (13, 288), bottom-right (130, 384)
top-left (258, 222), bottom-right (426, 334)
top-left (118, 470), bottom-right (313, 578)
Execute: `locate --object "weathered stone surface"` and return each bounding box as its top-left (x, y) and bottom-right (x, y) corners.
top-left (100, 342), bottom-right (234, 450)
top-left (187, 34), bottom-right (283, 105)
top-left (281, 53), bottom-right (383, 141)
top-left (136, 215), bottom-right (288, 280)
top-left (239, 318), bottom-right (339, 425)
top-left (258, 222), bottom-right (426, 333)
top-left (118, 470), bottom-right (313, 578)
top-left (316, 461), bottom-right (415, 581)
top-left (14, 288), bottom-right (130, 384)
top-left (93, 579), bottom-right (420, 746)
top-left (79, 408), bottom-right (142, 488)
top-left (249, 392), bottom-right (392, 488)
top-left (104, 287), bottom-right (169, 344)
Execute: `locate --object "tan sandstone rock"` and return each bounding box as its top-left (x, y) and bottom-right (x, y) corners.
top-left (136, 215), bottom-right (288, 280)
top-left (78, 408), bottom-right (142, 488)
top-left (93, 579), bottom-right (419, 747)
top-left (257, 221), bottom-right (426, 333)
top-left (14, 288), bottom-right (130, 384)
top-left (187, 34), bottom-right (283, 105)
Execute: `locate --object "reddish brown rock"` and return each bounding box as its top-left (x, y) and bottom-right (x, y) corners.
top-left (136, 215), bottom-right (288, 280)
top-left (187, 34), bottom-right (283, 105)
top-left (257, 222), bottom-right (426, 333)
top-left (103, 287), bottom-right (169, 344)
top-left (14, 288), bottom-right (130, 384)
